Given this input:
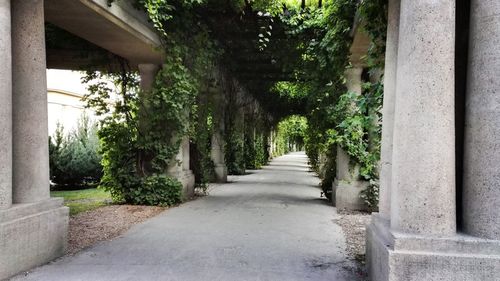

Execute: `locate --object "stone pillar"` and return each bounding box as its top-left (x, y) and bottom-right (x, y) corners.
top-left (0, 0), bottom-right (12, 210)
top-left (138, 64), bottom-right (159, 92)
top-left (210, 89), bottom-right (228, 183)
top-left (138, 63), bottom-right (159, 140)
top-left (463, 0), bottom-right (500, 240)
top-left (211, 131), bottom-right (227, 183)
top-left (390, 0), bottom-right (456, 235)
top-left (166, 106), bottom-right (195, 198)
top-left (181, 137), bottom-right (190, 171)
top-left (233, 107), bottom-right (246, 174)
top-left (167, 139), bottom-right (183, 175)
top-left (12, 0), bottom-right (50, 203)
top-left (1, 1), bottom-right (69, 279)
top-left (333, 67), bottom-right (368, 211)
top-left (345, 67), bottom-right (362, 95)
top-left (167, 135), bottom-right (194, 198)
top-left (367, 2), bottom-right (500, 280)
top-left (378, 0), bottom-right (400, 219)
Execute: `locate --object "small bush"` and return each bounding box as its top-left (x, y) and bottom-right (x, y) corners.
top-left (123, 175), bottom-right (183, 206)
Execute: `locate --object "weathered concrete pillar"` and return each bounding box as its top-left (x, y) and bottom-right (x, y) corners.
top-left (167, 139), bottom-right (183, 175)
top-left (138, 64), bottom-right (158, 132)
top-left (333, 67), bottom-right (368, 211)
top-left (0, 0), bottom-right (12, 210)
top-left (345, 67), bottom-right (362, 96)
top-left (390, 0), bottom-right (456, 235)
top-left (181, 137), bottom-right (190, 171)
top-left (211, 127), bottom-right (228, 183)
top-left (463, 0), bottom-right (500, 240)
top-left (378, 0), bottom-right (400, 219)
top-left (1, 1), bottom-right (69, 279)
top-left (210, 89), bottom-right (228, 183)
top-left (367, 2), bottom-right (500, 280)
top-left (167, 135), bottom-right (194, 198)
top-left (232, 106), bottom-right (246, 174)
top-left (138, 64), bottom-right (159, 92)
top-left (378, 0), bottom-right (401, 219)
top-left (12, 0), bottom-right (50, 203)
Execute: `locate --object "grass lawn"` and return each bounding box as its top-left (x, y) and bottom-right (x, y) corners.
top-left (51, 188), bottom-right (112, 216)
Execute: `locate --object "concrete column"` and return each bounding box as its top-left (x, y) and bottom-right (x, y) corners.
top-left (334, 67), bottom-right (368, 211)
top-left (335, 146), bottom-right (353, 181)
top-left (390, 0), bottom-right (455, 235)
top-left (210, 90), bottom-right (228, 182)
top-left (378, 0), bottom-right (400, 219)
top-left (138, 64), bottom-right (159, 92)
top-left (12, 0), bottom-right (50, 203)
top-left (167, 140), bottom-right (183, 175)
top-left (337, 67), bottom-right (363, 176)
top-left (0, 0), bottom-right (12, 209)
top-left (181, 137), bottom-right (190, 171)
top-left (463, 0), bottom-right (500, 240)
top-left (345, 67), bottom-right (362, 95)
top-left (211, 130), bottom-right (227, 183)
top-left (138, 63), bottom-right (159, 137)
top-left (210, 132), bottom-right (224, 165)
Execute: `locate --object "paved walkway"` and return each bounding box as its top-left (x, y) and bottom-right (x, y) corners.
top-left (13, 152), bottom-right (362, 281)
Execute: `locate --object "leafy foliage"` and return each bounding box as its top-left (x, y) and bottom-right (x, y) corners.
top-left (89, 0), bottom-right (387, 208)
top-left (274, 115), bottom-right (308, 155)
top-left (358, 0), bottom-right (388, 67)
top-left (82, 67), bottom-right (188, 205)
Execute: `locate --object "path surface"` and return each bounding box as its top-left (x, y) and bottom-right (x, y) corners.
top-left (13, 152), bottom-right (362, 281)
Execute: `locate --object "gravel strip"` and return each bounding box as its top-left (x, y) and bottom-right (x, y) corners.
top-left (334, 211), bottom-right (372, 260)
top-left (67, 205), bottom-right (166, 255)
top-left (333, 210), bottom-right (372, 281)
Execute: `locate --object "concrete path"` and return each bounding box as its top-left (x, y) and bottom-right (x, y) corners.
top-left (13, 152), bottom-right (362, 281)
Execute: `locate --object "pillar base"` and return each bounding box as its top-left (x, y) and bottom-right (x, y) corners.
top-left (214, 164), bottom-right (227, 183)
top-left (366, 214), bottom-right (500, 281)
top-left (0, 198), bottom-right (69, 280)
top-left (175, 170), bottom-right (195, 200)
top-left (333, 178), bottom-right (369, 211)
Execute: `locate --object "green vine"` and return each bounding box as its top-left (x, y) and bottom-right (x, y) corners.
top-left (84, 0), bottom-right (388, 209)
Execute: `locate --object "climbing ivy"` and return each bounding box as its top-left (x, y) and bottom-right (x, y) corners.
top-left (274, 115), bottom-right (308, 155)
top-left (85, 0), bottom-right (387, 209)
top-left (263, 0), bottom-right (386, 208)
top-left (84, 0), bottom-right (220, 205)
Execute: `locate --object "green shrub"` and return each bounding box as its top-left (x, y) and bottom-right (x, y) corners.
top-left (49, 114), bottom-right (103, 188)
top-left (225, 119), bottom-right (246, 175)
top-left (124, 175), bottom-right (183, 206)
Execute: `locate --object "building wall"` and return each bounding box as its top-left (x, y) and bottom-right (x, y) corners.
top-left (46, 69), bottom-right (100, 135)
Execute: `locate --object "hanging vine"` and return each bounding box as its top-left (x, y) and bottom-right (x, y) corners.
top-left (83, 0), bottom-right (388, 208)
